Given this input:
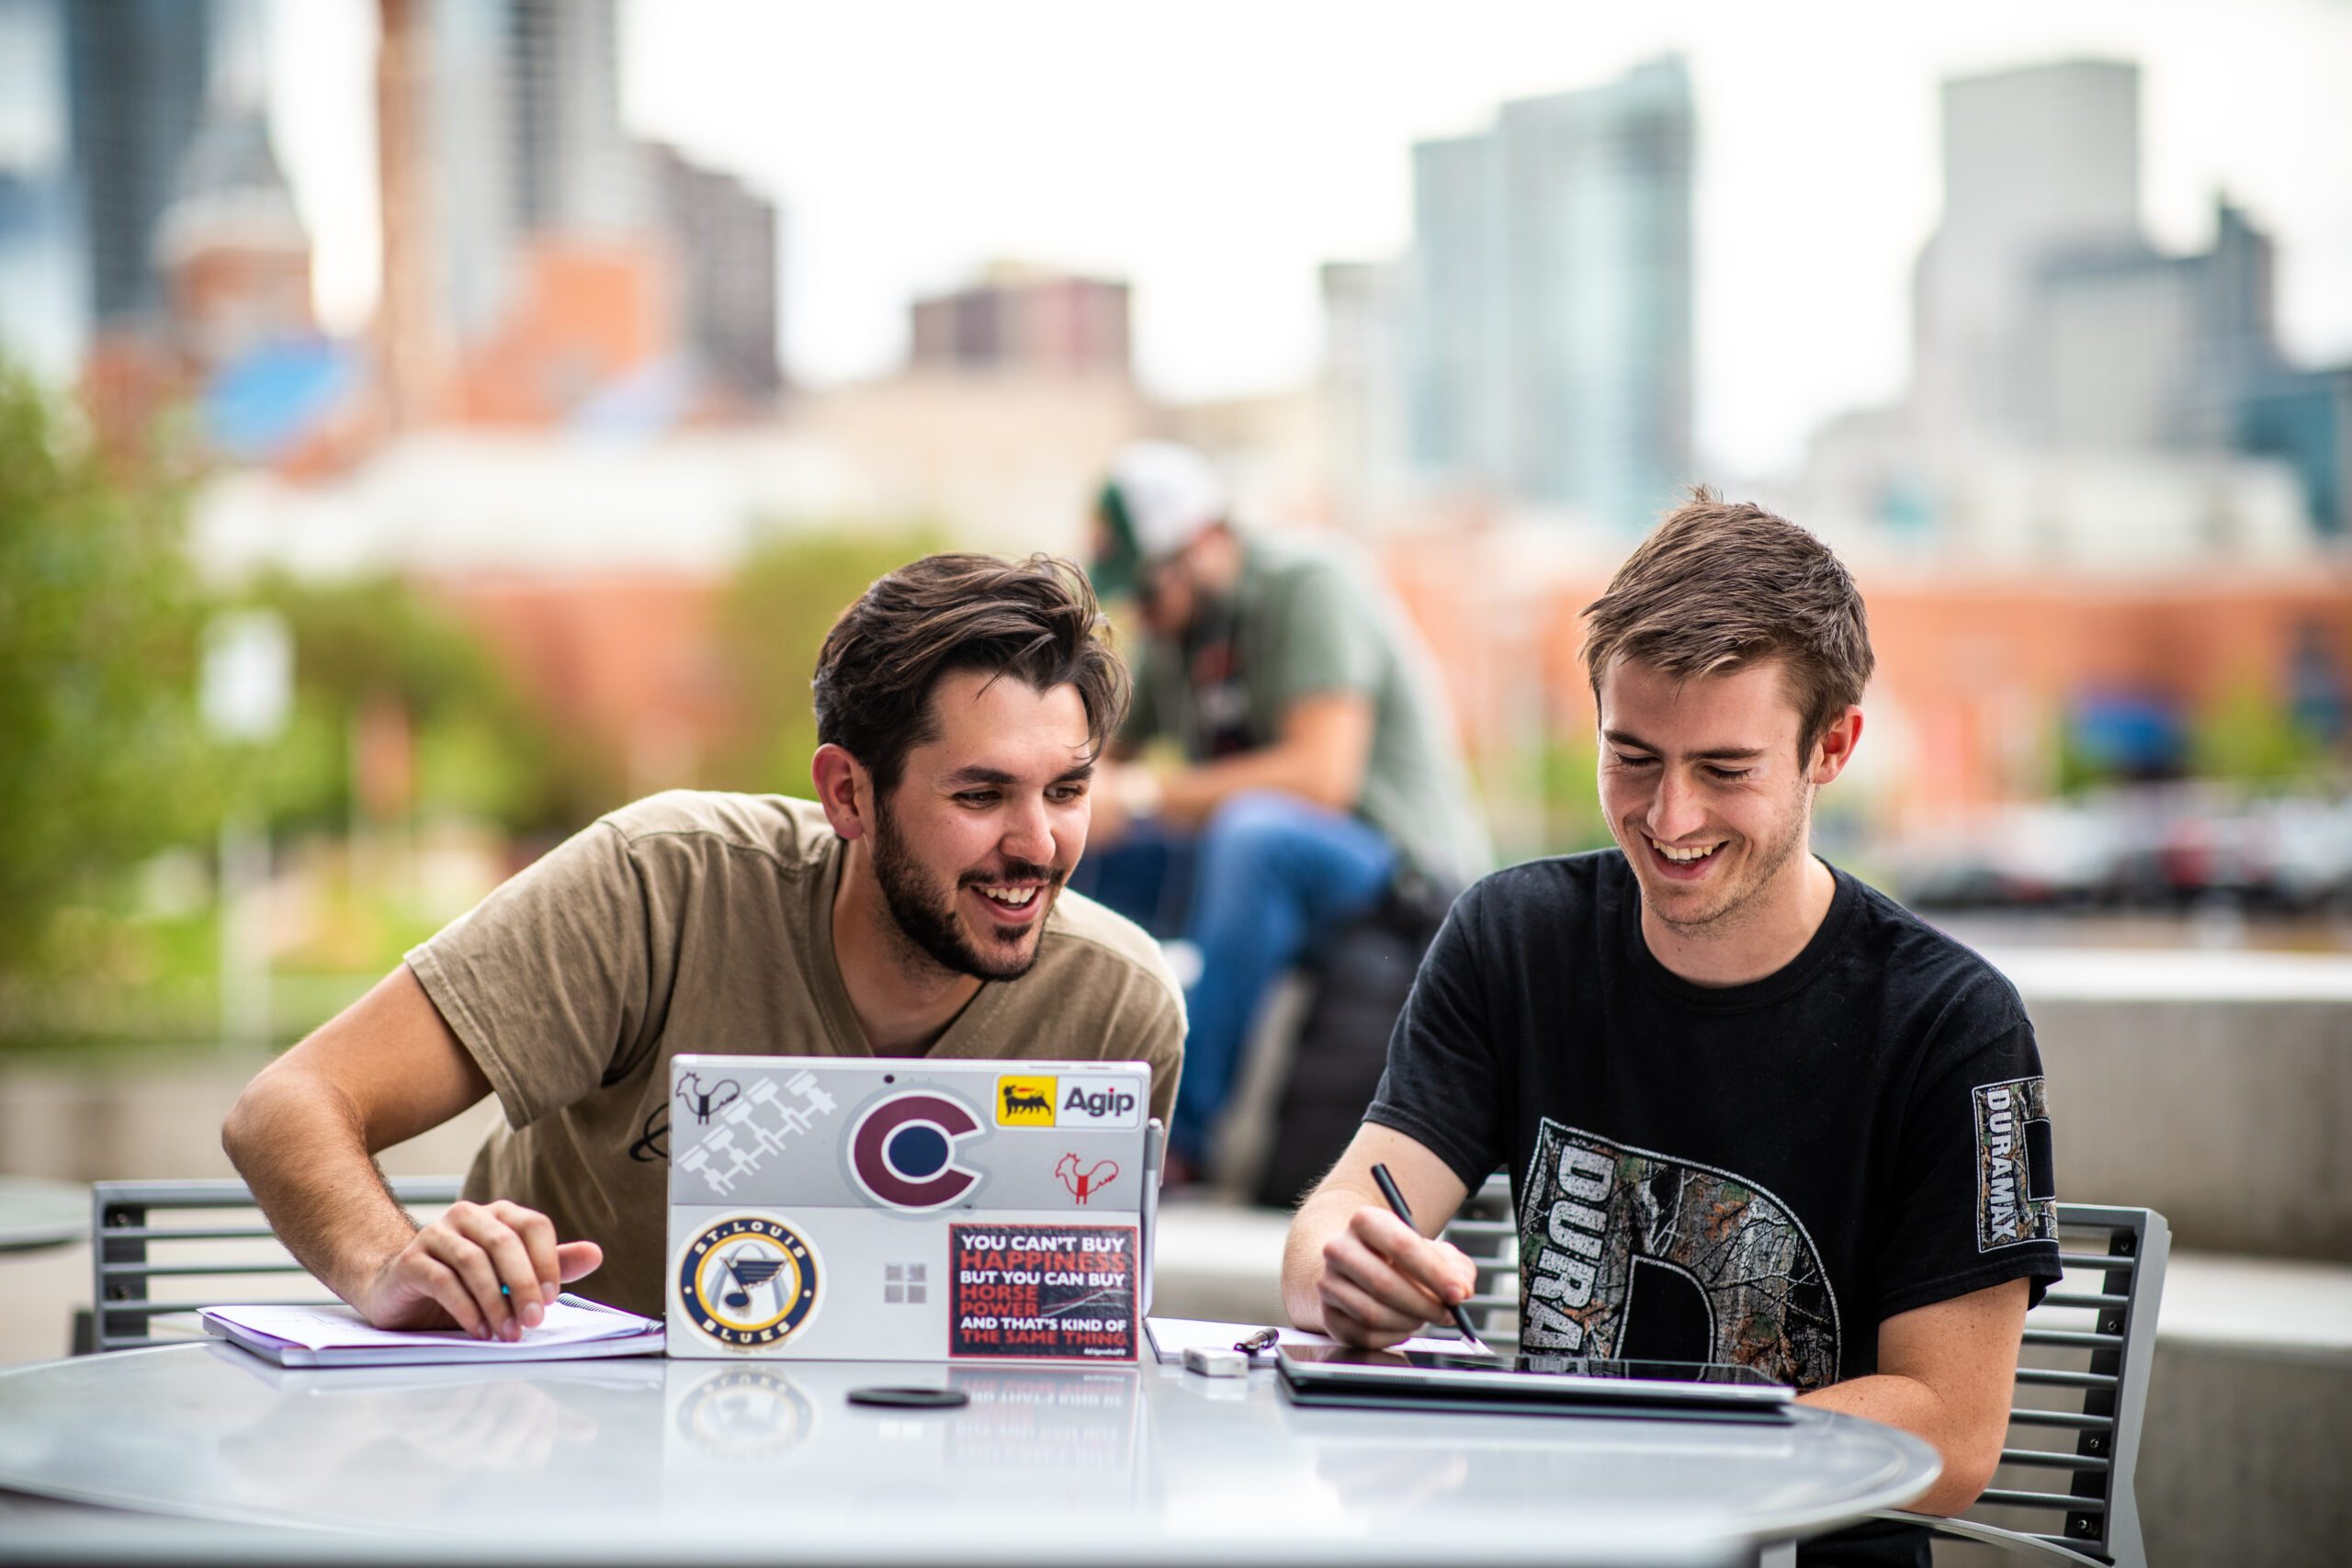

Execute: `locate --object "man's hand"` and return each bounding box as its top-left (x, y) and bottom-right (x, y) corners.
top-left (353, 1199), bottom-right (603, 1339)
top-left (223, 967), bottom-right (617, 1335)
top-left (1314, 1203), bottom-right (1478, 1348)
top-left (1283, 1124), bottom-right (1474, 1345)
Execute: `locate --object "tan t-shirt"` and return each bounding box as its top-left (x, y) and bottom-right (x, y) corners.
top-left (406, 791), bottom-right (1184, 1317)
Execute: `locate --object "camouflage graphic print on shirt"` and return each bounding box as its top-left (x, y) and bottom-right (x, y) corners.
top-left (1515, 1120), bottom-right (1842, 1390)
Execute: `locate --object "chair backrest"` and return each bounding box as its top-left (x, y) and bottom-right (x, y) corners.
top-left (87, 1176), bottom-right (461, 1353)
top-left (1440, 1179), bottom-right (2168, 1568)
top-left (1958, 1202), bottom-right (2167, 1568)
top-left (1442, 1171), bottom-right (1524, 1350)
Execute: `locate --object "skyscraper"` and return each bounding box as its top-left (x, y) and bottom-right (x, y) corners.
top-left (62, 0), bottom-right (214, 327)
top-left (909, 264), bottom-right (1131, 380)
top-left (0, 0), bottom-right (81, 377)
top-left (649, 142), bottom-right (780, 400)
top-left (1912, 60), bottom-right (2143, 443)
top-left (1405, 57), bottom-right (1693, 528)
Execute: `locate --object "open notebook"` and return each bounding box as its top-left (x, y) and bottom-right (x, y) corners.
top-left (200, 1294), bottom-right (663, 1367)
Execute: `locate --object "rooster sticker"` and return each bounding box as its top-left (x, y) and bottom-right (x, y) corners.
top-left (1055, 1153), bottom-right (1120, 1206)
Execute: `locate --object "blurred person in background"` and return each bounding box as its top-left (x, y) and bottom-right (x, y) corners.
top-left (1080, 441), bottom-right (1489, 1182)
top-left (1283, 492), bottom-right (2062, 1566)
top-left (224, 555), bottom-right (1182, 1329)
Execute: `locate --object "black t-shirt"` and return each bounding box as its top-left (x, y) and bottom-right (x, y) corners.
top-left (1367, 854), bottom-right (2062, 1564)
top-left (1369, 850), bottom-right (2061, 1375)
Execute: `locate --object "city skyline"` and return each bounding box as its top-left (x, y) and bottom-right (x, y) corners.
top-left (243, 0), bottom-right (2352, 478)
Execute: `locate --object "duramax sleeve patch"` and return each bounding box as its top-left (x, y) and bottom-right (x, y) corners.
top-left (1972, 1077), bottom-right (2057, 1250)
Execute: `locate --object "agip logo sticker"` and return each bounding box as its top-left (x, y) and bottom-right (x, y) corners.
top-left (1973, 1077), bottom-right (2058, 1250)
top-left (996, 1076), bottom-right (1057, 1126)
top-left (677, 1215), bottom-right (821, 1348)
top-left (1056, 1079), bottom-right (1141, 1130)
top-left (995, 1074), bottom-right (1144, 1131)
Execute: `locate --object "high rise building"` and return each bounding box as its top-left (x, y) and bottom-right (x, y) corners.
top-left (1403, 57), bottom-right (1693, 528)
top-left (1912, 60), bottom-right (2143, 442)
top-left (503, 0), bottom-right (641, 236)
top-left (2027, 196), bottom-right (2277, 455)
top-left (382, 0), bottom-right (788, 427)
top-left (1319, 258), bottom-right (1409, 521)
top-left (910, 263), bottom-right (1131, 379)
top-left (649, 143), bottom-right (780, 400)
top-left (0, 0), bottom-right (81, 378)
top-left (62, 0), bottom-right (214, 327)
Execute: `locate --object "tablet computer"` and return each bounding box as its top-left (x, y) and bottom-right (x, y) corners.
top-left (1275, 1344), bottom-right (1796, 1422)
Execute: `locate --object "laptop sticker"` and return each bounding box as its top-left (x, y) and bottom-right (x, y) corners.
top-left (1054, 1154), bottom-right (1120, 1205)
top-left (848, 1090), bottom-right (986, 1211)
top-left (996, 1076), bottom-right (1057, 1126)
top-left (676, 1215), bottom-right (822, 1348)
top-left (674, 1071), bottom-right (841, 1198)
top-left (949, 1223), bottom-right (1137, 1360)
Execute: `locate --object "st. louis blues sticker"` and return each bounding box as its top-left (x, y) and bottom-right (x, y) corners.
top-left (1973, 1077), bottom-right (2057, 1250)
top-left (677, 1215), bottom-right (821, 1348)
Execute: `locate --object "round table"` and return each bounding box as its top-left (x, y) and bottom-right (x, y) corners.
top-left (0, 1344), bottom-right (1939, 1567)
top-left (0, 1178), bottom-right (87, 1253)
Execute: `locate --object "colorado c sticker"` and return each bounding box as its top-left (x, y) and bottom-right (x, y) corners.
top-left (677, 1215), bottom-right (820, 1348)
top-left (850, 1090), bottom-right (985, 1210)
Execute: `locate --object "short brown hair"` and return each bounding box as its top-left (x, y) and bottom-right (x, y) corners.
top-left (813, 553), bottom-right (1130, 795)
top-left (1581, 488), bottom-right (1873, 751)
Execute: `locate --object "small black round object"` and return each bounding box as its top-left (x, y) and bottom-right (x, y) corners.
top-left (846, 1385), bottom-right (967, 1409)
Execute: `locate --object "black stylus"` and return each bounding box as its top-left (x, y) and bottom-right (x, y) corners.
top-left (1368, 1162), bottom-right (1494, 1357)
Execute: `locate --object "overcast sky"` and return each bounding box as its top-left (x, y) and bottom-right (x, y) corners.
top-left (271, 0), bottom-right (2352, 477)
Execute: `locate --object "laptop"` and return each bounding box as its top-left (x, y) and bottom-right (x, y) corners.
top-left (1276, 1344), bottom-right (1795, 1423)
top-left (665, 1055), bottom-right (1159, 1363)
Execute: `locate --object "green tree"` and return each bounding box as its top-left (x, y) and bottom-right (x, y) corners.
top-left (710, 525), bottom-right (944, 792)
top-left (0, 365), bottom-right (220, 977)
top-left (2188, 682), bottom-right (2336, 791)
top-left (240, 573), bottom-right (599, 835)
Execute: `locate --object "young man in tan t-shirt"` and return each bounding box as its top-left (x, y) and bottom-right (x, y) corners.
top-left (224, 555), bottom-right (1184, 1327)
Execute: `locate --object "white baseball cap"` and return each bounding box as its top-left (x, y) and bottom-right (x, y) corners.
top-left (1092, 442), bottom-right (1228, 599)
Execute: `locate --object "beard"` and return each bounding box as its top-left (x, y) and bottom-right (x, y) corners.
top-left (870, 794), bottom-right (1062, 983)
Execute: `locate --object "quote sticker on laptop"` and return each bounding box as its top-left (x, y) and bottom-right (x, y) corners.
top-left (949, 1223), bottom-right (1137, 1360)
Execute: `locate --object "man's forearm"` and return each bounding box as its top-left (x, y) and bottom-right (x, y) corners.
top-left (221, 1068), bottom-right (424, 1304)
top-left (1799, 1374), bottom-right (1994, 1515)
top-left (1160, 746), bottom-right (1348, 827)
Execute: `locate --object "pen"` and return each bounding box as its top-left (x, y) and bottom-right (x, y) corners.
top-left (1233, 1326), bottom-right (1281, 1356)
top-left (1368, 1162), bottom-right (1493, 1357)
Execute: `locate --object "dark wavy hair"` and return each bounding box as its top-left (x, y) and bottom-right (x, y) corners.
top-left (812, 553), bottom-right (1130, 795)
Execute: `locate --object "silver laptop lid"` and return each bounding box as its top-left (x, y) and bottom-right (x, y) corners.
top-left (665, 1055), bottom-right (1159, 1362)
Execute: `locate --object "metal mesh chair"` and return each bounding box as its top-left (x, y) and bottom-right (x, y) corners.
top-left (83, 1176), bottom-right (461, 1353)
top-left (1881, 1203), bottom-right (2168, 1568)
top-left (1439, 1177), bottom-right (2169, 1568)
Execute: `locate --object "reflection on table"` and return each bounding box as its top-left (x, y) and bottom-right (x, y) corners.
top-left (0, 1343), bottom-right (1939, 1567)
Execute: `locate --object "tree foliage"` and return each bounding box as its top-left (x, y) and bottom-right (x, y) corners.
top-left (709, 525), bottom-right (944, 795)
top-left (240, 574), bottom-right (595, 835)
top-left (0, 367), bottom-right (220, 976)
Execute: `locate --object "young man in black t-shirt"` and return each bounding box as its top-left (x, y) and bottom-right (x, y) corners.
top-left (1282, 491), bottom-right (2062, 1566)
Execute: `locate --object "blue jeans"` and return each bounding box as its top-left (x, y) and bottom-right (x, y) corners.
top-left (1073, 792), bottom-right (1397, 1164)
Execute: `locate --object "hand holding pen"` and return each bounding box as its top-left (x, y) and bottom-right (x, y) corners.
top-left (1368, 1163), bottom-right (1493, 1357)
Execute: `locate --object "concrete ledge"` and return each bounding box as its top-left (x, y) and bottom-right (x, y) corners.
top-left (1988, 947), bottom-right (2352, 1261)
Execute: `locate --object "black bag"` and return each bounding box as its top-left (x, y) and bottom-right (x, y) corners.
top-left (1250, 874), bottom-right (1455, 1209)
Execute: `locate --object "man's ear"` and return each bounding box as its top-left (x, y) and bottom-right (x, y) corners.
top-left (1809, 705), bottom-right (1864, 786)
top-left (812, 743), bottom-right (874, 841)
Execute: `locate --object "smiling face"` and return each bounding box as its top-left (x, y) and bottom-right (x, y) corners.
top-left (865, 668), bottom-right (1095, 982)
top-left (1596, 656), bottom-right (1850, 947)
